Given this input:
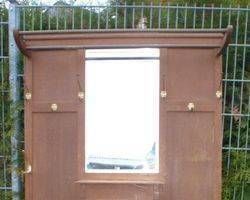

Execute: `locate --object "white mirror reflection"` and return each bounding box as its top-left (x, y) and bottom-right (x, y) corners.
top-left (85, 48), bottom-right (159, 173)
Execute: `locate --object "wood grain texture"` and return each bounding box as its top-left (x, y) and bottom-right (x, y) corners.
top-left (23, 31), bottom-right (225, 200)
top-left (162, 48), bottom-right (221, 200)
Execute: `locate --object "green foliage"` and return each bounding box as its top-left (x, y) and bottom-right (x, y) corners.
top-left (222, 151), bottom-right (250, 200)
top-left (109, 0), bottom-right (249, 7)
top-left (174, 0), bottom-right (249, 6)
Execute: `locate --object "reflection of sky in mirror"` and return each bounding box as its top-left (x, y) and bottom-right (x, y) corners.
top-left (85, 49), bottom-right (159, 165)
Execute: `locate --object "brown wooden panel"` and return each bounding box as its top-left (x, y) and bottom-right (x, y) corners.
top-left (32, 113), bottom-right (78, 200)
top-left (84, 184), bottom-right (154, 200)
top-left (31, 50), bottom-right (80, 102)
top-left (25, 49), bottom-right (83, 200)
top-left (165, 112), bottom-right (216, 200)
top-left (24, 57), bottom-right (33, 200)
top-left (166, 48), bottom-right (216, 102)
top-left (162, 47), bottom-right (222, 200)
top-left (165, 101), bottom-right (215, 112)
top-left (32, 102), bottom-right (77, 113)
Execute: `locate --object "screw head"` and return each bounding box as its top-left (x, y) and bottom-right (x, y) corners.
top-left (160, 91), bottom-right (167, 98)
top-left (51, 103), bottom-right (58, 111)
top-left (187, 102), bottom-right (195, 111)
top-left (78, 91), bottom-right (84, 100)
top-left (216, 91), bottom-right (222, 99)
top-left (25, 92), bottom-right (32, 100)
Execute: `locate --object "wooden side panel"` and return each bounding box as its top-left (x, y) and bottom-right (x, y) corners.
top-left (25, 50), bottom-right (82, 200)
top-left (163, 48), bottom-right (222, 200)
top-left (32, 113), bottom-right (77, 200)
top-left (166, 48), bottom-right (215, 102)
top-left (32, 51), bottom-right (79, 102)
top-left (165, 112), bottom-right (214, 200)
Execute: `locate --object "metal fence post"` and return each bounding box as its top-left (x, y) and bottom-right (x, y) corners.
top-left (8, 2), bottom-right (21, 200)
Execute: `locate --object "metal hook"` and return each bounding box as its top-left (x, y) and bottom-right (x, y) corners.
top-left (161, 74), bottom-right (167, 99)
top-left (23, 76), bottom-right (32, 100)
top-left (77, 74), bottom-right (84, 101)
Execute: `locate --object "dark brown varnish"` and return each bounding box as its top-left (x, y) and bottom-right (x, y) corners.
top-left (15, 27), bottom-right (231, 200)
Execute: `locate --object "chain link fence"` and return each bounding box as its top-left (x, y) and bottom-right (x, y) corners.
top-left (0, 2), bottom-right (250, 200)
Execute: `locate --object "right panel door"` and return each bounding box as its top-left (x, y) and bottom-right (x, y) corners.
top-left (162, 48), bottom-right (222, 200)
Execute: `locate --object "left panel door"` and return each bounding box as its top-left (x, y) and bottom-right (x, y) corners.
top-left (24, 50), bottom-right (84, 200)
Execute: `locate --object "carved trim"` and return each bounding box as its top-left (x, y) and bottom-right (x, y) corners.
top-left (217, 25), bottom-right (233, 56)
top-left (153, 185), bottom-right (160, 200)
top-left (13, 29), bottom-right (31, 57)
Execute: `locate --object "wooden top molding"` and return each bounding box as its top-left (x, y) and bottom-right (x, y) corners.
top-left (14, 25), bottom-right (233, 58)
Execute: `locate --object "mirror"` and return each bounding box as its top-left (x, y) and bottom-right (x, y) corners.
top-left (85, 48), bottom-right (159, 173)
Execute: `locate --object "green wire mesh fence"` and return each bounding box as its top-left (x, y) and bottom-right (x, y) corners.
top-left (1, 2), bottom-right (250, 200)
top-left (0, 2), bottom-right (12, 200)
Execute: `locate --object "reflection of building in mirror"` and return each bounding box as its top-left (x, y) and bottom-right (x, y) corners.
top-left (85, 48), bottom-right (160, 173)
top-left (87, 142), bottom-right (156, 171)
